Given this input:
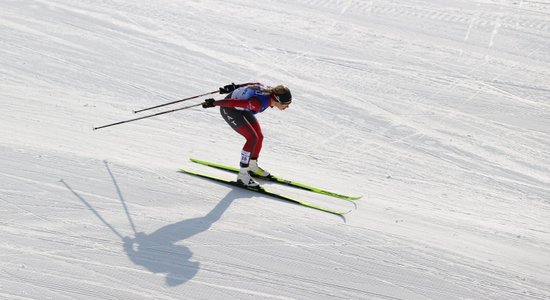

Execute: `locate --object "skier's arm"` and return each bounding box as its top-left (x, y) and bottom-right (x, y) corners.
top-left (219, 82), bottom-right (261, 94)
top-left (203, 98), bottom-right (262, 112)
top-left (238, 82), bottom-right (261, 87)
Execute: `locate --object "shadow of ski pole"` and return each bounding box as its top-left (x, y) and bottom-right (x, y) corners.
top-left (104, 160), bottom-right (137, 235)
top-left (59, 179), bottom-right (124, 240)
top-left (60, 163), bottom-right (240, 286)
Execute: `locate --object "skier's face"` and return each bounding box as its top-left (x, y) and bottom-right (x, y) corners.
top-left (271, 95), bottom-right (291, 110)
top-left (272, 100), bottom-right (290, 110)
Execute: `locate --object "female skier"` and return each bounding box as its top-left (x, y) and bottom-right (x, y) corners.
top-left (202, 83), bottom-right (292, 187)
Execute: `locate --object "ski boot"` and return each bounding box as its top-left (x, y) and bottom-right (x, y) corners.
top-left (247, 159), bottom-right (271, 178)
top-left (237, 168), bottom-right (260, 187)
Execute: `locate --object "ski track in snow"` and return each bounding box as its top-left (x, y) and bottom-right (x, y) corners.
top-left (1, 0), bottom-right (550, 299)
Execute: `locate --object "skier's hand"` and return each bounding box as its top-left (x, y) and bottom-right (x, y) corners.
top-left (219, 83), bottom-right (237, 94)
top-left (202, 98), bottom-right (216, 108)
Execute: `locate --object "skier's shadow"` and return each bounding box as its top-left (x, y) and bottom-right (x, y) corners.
top-left (60, 161), bottom-right (240, 286)
top-left (122, 190), bottom-right (239, 286)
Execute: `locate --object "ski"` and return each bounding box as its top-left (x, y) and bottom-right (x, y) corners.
top-left (179, 168), bottom-right (351, 216)
top-left (189, 158), bottom-right (362, 200)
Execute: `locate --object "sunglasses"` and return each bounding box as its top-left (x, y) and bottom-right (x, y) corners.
top-left (274, 94), bottom-right (292, 105)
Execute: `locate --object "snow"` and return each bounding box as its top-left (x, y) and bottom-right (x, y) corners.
top-left (1, 0), bottom-right (550, 299)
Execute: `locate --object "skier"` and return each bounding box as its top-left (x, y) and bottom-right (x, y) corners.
top-left (202, 83), bottom-right (292, 187)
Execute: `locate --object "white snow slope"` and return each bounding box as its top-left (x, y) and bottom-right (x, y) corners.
top-left (2, 0), bottom-right (550, 299)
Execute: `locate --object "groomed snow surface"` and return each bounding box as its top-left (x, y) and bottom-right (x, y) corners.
top-left (1, 0), bottom-right (550, 299)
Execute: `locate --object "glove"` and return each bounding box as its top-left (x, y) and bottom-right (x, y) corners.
top-left (202, 98), bottom-right (216, 108)
top-left (219, 83), bottom-right (238, 94)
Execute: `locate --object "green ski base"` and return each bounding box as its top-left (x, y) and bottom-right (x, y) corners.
top-left (189, 158), bottom-right (362, 200)
top-left (179, 168), bottom-right (351, 216)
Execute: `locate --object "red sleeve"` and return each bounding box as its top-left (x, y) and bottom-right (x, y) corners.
top-left (214, 98), bottom-right (263, 112)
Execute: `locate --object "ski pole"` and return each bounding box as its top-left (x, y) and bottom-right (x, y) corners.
top-left (133, 90), bottom-right (219, 113)
top-left (93, 102), bottom-right (204, 131)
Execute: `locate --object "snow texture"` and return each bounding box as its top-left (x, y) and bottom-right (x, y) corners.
top-left (1, 0), bottom-right (550, 299)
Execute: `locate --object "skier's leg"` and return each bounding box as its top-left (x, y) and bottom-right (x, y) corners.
top-left (243, 112), bottom-right (263, 160)
top-left (220, 108), bottom-right (260, 186)
top-left (243, 112), bottom-right (269, 177)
